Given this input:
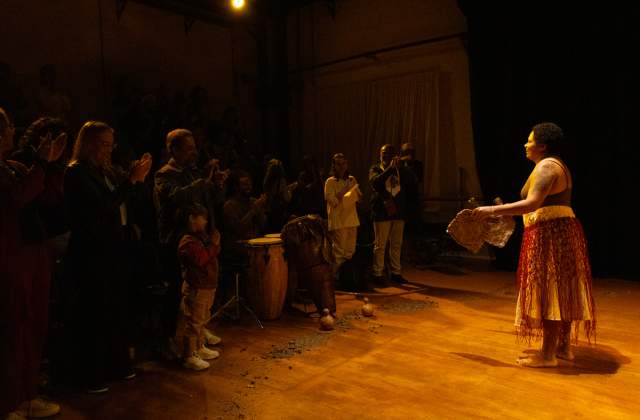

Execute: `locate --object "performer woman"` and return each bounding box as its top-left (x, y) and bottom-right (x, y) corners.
top-left (472, 122), bottom-right (595, 367)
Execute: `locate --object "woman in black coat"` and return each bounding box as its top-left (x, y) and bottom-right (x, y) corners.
top-left (63, 121), bottom-right (152, 393)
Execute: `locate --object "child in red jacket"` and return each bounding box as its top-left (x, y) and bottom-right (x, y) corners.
top-left (176, 204), bottom-right (221, 371)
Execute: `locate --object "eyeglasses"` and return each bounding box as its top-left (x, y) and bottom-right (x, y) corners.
top-left (99, 141), bottom-right (117, 150)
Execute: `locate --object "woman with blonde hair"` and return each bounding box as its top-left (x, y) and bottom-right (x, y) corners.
top-left (64, 121), bottom-right (152, 393)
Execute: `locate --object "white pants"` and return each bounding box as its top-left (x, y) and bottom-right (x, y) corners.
top-left (331, 226), bottom-right (357, 268)
top-left (372, 220), bottom-right (404, 276)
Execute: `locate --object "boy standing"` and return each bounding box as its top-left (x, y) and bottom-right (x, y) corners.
top-left (176, 204), bottom-right (221, 371)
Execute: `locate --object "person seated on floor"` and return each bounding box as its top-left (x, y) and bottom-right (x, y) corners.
top-left (175, 204), bottom-right (222, 371)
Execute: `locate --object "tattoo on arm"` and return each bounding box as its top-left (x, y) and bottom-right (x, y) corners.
top-left (530, 162), bottom-right (557, 198)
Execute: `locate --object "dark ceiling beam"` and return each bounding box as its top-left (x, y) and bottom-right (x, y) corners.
top-left (289, 31), bottom-right (468, 74)
top-left (125, 0), bottom-right (317, 25)
top-left (129, 0), bottom-right (236, 27)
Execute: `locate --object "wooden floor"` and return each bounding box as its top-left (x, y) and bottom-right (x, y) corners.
top-left (54, 263), bottom-right (640, 420)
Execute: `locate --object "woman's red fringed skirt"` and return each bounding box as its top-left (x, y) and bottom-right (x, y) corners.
top-left (515, 206), bottom-right (596, 343)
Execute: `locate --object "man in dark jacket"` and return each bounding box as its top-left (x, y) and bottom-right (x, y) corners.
top-left (369, 144), bottom-right (417, 284)
top-left (154, 129), bottom-right (226, 343)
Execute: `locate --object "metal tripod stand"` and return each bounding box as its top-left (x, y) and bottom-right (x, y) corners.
top-left (209, 270), bottom-right (263, 328)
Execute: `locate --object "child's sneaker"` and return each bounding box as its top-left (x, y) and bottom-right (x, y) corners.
top-left (4, 411), bottom-right (27, 420)
top-left (199, 346), bottom-right (220, 360)
top-left (183, 353), bottom-right (210, 371)
top-left (203, 328), bottom-right (222, 346)
top-left (87, 382), bottom-right (110, 394)
top-left (17, 397), bottom-right (61, 418)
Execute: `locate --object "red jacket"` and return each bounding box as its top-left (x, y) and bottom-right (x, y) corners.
top-left (178, 231), bottom-right (220, 289)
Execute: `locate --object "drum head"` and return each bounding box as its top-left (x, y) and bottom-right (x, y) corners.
top-left (264, 233), bottom-right (281, 238)
top-left (246, 237), bottom-right (283, 246)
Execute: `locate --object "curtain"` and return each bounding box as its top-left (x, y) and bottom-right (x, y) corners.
top-left (304, 70), bottom-right (454, 215)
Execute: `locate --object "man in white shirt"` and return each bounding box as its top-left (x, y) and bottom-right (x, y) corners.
top-left (324, 153), bottom-right (361, 272)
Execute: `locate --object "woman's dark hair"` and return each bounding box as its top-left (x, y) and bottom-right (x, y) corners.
top-left (185, 203), bottom-right (209, 218)
top-left (19, 117), bottom-right (67, 149)
top-left (330, 153), bottom-right (350, 180)
top-left (532, 122), bottom-right (564, 156)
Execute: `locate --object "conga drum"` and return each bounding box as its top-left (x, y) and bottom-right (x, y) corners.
top-left (244, 237), bottom-right (288, 320)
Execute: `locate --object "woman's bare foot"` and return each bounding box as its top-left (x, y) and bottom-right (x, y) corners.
top-left (516, 353), bottom-right (558, 368)
top-left (556, 347), bottom-right (575, 361)
top-left (517, 350), bottom-right (537, 359)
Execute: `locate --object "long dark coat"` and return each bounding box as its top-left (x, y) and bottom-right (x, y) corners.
top-left (63, 161), bottom-right (143, 386)
top-left (0, 159), bottom-right (52, 415)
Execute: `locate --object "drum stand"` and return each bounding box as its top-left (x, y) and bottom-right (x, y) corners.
top-left (210, 271), bottom-right (263, 329)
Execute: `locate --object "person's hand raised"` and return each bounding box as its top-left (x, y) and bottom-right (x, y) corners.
top-left (210, 229), bottom-right (221, 247)
top-left (336, 182), bottom-right (351, 200)
top-left (130, 153), bottom-right (152, 183)
top-left (214, 168), bottom-right (229, 187)
top-left (354, 184), bottom-right (363, 199)
top-left (36, 132), bottom-right (67, 162)
top-left (206, 158), bottom-right (220, 182)
top-left (389, 156), bottom-right (402, 168)
top-left (254, 193), bottom-right (268, 212)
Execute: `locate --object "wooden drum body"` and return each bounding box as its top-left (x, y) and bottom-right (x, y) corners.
top-left (244, 238), bottom-right (288, 320)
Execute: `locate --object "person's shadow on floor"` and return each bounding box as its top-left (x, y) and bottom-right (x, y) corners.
top-left (451, 343), bottom-right (630, 375)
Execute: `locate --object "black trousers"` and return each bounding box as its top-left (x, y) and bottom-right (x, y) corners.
top-left (65, 230), bottom-right (134, 388)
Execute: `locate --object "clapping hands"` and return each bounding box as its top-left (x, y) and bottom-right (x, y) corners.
top-left (36, 132), bottom-right (67, 163)
top-left (210, 229), bottom-right (221, 247)
top-left (130, 153), bottom-right (152, 183)
top-left (206, 158), bottom-right (229, 187)
top-left (254, 193), bottom-right (268, 212)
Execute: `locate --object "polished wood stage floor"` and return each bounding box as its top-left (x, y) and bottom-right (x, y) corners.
top-left (54, 263), bottom-right (639, 419)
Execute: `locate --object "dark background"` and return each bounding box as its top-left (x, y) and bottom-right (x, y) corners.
top-left (2, 0), bottom-right (638, 278)
top-left (459, 2), bottom-right (640, 278)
